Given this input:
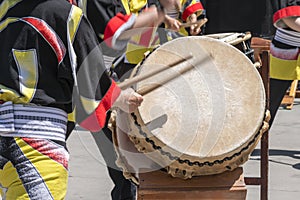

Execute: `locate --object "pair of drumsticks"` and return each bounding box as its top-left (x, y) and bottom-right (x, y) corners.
top-left (118, 54), bottom-right (210, 95)
top-left (118, 55), bottom-right (192, 94)
top-left (180, 18), bottom-right (208, 28)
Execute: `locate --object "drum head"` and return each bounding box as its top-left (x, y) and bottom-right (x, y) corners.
top-left (121, 36), bottom-right (266, 178)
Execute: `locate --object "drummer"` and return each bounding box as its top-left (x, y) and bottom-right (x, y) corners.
top-left (74, 0), bottom-right (201, 199)
top-left (269, 2), bottom-right (300, 127)
top-left (74, 0), bottom-right (205, 199)
top-left (0, 0), bottom-right (143, 199)
top-left (164, 1), bottom-right (206, 38)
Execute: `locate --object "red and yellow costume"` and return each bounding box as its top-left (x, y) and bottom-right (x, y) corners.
top-left (0, 0), bottom-right (120, 199)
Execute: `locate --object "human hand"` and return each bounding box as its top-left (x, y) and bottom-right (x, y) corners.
top-left (164, 15), bottom-right (181, 31)
top-left (282, 16), bottom-right (300, 32)
top-left (113, 88), bottom-right (143, 113)
top-left (187, 13), bottom-right (202, 35)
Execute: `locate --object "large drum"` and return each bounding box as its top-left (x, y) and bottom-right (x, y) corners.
top-left (111, 36), bottom-right (269, 182)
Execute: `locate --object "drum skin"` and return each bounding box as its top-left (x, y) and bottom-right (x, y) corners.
top-left (113, 36), bottom-right (269, 180)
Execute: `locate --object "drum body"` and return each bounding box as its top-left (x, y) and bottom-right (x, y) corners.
top-left (113, 36), bottom-right (268, 180)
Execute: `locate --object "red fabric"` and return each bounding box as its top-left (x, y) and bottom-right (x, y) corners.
top-left (22, 17), bottom-right (66, 63)
top-left (273, 6), bottom-right (300, 24)
top-left (139, 27), bottom-right (155, 47)
top-left (68, 0), bottom-right (77, 6)
top-left (79, 81), bottom-right (121, 132)
top-left (104, 13), bottom-right (132, 47)
top-left (22, 138), bottom-right (68, 169)
top-left (181, 2), bottom-right (204, 21)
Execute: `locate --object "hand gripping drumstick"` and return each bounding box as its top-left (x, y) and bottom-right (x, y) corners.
top-left (180, 17), bottom-right (208, 28)
top-left (118, 54), bottom-right (193, 90)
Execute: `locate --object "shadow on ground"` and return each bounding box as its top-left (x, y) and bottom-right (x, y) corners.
top-left (250, 149), bottom-right (300, 170)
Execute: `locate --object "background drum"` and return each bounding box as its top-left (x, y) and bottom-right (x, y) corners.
top-left (205, 32), bottom-right (255, 62)
top-left (111, 36), bottom-right (269, 182)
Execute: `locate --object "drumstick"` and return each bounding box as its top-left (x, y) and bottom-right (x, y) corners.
top-left (137, 56), bottom-right (210, 95)
top-left (118, 54), bottom-right (193, 90)
top-left (227, 32), bottom-right (252, 46)
top-left (180, 18), bottom-right (208, 28)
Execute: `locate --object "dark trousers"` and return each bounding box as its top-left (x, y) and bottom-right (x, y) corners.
top-left (90, 60), bottom-right (137, 199)
top-left (269, 78), bottom-right (293, 127)
top-left (66, 120), bottom-right (136, 199)
top-left (91, 112), bottom-right (136, 200)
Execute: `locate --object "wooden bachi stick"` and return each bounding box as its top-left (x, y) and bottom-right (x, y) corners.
top-left (118, 54), bottom-right (193, 90)
top-left (180, 18), bottom-right (208, 28)
top-left (137, 55), bottom-right (210, 95)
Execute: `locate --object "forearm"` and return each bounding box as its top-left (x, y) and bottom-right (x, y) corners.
top-left (118, 6), bottom-right (165, 40)
top-left (133, 7), bottom-right (165, 29)
top-left (282, 17), bottom-right (300, 32)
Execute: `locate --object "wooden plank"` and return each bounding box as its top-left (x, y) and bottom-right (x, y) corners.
top-left (139, 189), bottom-right (247, 200)
top-left (138, 167), bottom-right (247, 200)
top-left (281, 80), bottom-right (299, 110)
top-left (249, 38), bottom-right (270, 200)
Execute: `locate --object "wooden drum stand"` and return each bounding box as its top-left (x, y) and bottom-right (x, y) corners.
top-left (138, 167), bottom-right (246, 200)
top-left (244, 37), bottom-right (270, 200)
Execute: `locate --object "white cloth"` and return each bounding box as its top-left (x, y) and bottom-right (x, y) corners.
top-left (0, 102), bottom-right (67, 141)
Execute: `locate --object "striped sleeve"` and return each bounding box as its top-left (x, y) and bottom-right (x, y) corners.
top-left (181, 0), bottom-right (205, 21)
top-left (79, 0), bottom-right (128, 41)
top-left (273, 5), bottom-right (300, 28)
top-left (103, 12), bottom-right (136, 49)
top-left (69, 5), bottom-right (121, 131)
top-left (79, 81), bottom-right (120, 131)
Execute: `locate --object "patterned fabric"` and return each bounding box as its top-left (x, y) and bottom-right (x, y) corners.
top-left (0, 0), bottom-right (120, 132)
top-left (270, 4), bottom-right (300, 80)
top-left (181, 0), bottom-right (204, 21)
top-left (0, 102), bottom-right (68, 142)
top-left (274, 28), bottom-right (300, 47)
top-left (273, 5), bottom-right (300, 29)
top-left (79, 0), bottom-right (205, 64)
top-left (0, 0), bottom-right (121, 199)
top-left (0, 137), bottom-right (69, 200)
